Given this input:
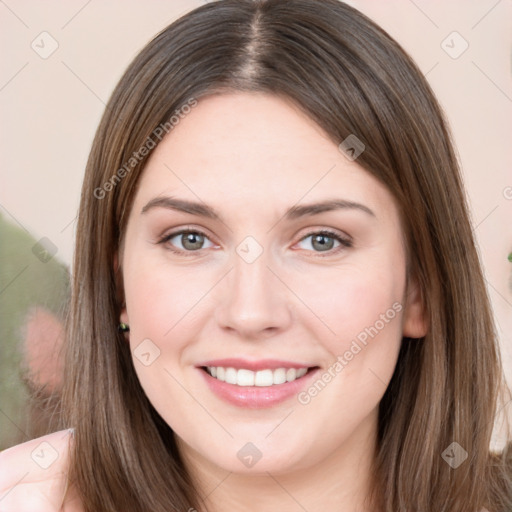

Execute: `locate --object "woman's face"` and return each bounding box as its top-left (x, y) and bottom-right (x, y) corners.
top-left (119, 92), bottom-right (426, 475)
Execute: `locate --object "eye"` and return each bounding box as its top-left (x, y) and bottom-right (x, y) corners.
top-left (295, 230), bottom-right (352, 256)
top-left (157, 228), bottom-right (352, 257)
top-left (158, 229), bottom-right (215, 255)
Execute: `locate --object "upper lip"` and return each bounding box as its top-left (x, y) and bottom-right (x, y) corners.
top-left (197, 358), bottom-right (315, 371)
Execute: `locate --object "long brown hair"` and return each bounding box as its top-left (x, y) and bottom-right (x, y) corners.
top-left (61, 0), bottom-right (512, 510)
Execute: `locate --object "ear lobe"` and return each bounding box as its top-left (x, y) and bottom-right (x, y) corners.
top-left (113, 251), bottom-right (129, 325)
top-left (402, 276), bottom-right (428, 339)
top-left (119, 308), bottom-right (129, 326)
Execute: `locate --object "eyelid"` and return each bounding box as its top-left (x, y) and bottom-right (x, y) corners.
top-left (296, 226), bottom-right (352, 243)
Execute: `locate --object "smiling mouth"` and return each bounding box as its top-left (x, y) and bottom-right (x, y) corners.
top-left (202, 366), bottom-right (317, 387)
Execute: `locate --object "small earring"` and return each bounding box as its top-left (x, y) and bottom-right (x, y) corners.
top-left (118, 322), bottom-right (130, 332)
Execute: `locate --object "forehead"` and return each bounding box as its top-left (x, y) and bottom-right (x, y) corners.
top-left (133, 92), bottom-right (396, 219)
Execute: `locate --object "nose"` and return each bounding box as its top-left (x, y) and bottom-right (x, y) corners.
top-left (214, 248), bottom-right (293, 340)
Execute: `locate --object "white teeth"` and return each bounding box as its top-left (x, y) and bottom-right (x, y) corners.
top-left (273, 368), bottom-right (287, 385)
top-left (286, 368), bottom-right (296, 382)
top-left (205, 366), bottom-right (310, 387)
top-left (237, 369), bottom-right (255, 386)
top-left (225, 367), bottom-right (237, 385)
top-left (255, 369), bottom-right (273, 387)
top-left (296, 368), bottom-right (307, 378)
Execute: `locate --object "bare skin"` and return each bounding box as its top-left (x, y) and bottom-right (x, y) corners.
top-left (0, 429), bottom-right (82, 511)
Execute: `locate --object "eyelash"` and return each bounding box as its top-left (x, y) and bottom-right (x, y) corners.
top-left (156, 228), bottom-right (353, 258)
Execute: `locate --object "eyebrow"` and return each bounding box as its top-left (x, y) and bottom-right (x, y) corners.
top-left (141, 196), bottom-right (375, 221)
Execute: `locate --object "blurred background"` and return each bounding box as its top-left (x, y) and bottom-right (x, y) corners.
top-left (1, 0), bottom-right (511, 450)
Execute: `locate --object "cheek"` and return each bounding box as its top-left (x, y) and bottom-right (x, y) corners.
top-left (123, 251), bottom-right (212, 344)
top-left (121, 254), bottom-right (212, 408)
top-left (291, 262), bottom-right (406, 444)
top-left (296, 261), bottom-right (406, 354)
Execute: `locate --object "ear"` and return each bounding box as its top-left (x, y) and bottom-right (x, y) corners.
top-left (402, 275), bottom-right (428, 338)
top-left (113, 251), bottom-right (129, 326)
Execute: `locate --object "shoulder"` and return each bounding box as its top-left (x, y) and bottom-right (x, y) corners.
top-left (0, 429), bottom-right (82, 511)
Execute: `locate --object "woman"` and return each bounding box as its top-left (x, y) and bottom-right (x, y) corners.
top-left (1, 0), bottom-right (510, 510)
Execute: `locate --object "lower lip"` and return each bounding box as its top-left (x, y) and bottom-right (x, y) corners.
top-left (198, 367), bottom-right (319, 409)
